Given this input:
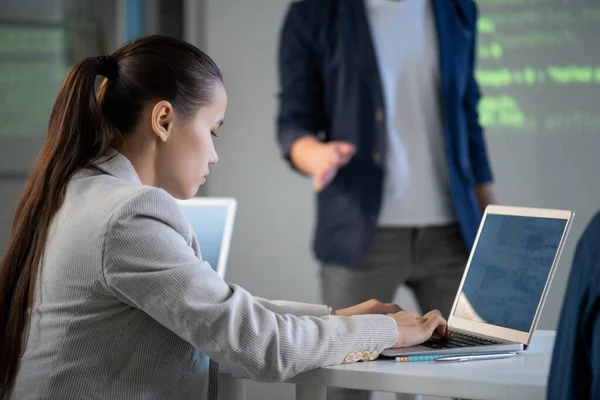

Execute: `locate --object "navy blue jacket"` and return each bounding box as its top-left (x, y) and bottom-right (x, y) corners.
top-left (277, 0), bottom-right (493, 267)
top-left (547, 212), bottom-right (600, 400)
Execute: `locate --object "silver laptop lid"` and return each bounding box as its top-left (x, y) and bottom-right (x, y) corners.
top-left (176, 197), bottom-right (237, 279)
top-left (448, 205), bottom-right (574, 345)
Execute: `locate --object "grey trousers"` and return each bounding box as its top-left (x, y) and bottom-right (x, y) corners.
top-left (322, 224), bottom-right (469, 400)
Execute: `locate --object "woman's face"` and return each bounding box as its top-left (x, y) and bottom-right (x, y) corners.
top-left (155, 84), bottom-right (227, 199)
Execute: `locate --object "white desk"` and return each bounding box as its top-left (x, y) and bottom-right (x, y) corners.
top-left (220, 330), bottom-right (555, 400)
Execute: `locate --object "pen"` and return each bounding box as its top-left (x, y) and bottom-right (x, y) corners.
top-left (434, 352), bottom-right (517, 363)
top-left (394, 352), bottom-right (517, 363)
top-left (395, 355), bottom-right (445, 363)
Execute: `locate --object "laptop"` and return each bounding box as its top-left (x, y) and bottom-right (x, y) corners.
top-left (176, 197), bottom-right (237, 278)
top-left (382, 205), bottom-right (574, 357)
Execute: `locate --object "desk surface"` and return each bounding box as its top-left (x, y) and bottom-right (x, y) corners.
top-left (285, 330), bottom-right (555, 400)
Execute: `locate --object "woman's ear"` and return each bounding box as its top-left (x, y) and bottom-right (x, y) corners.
top-left (151, 100), bottom-right (175, 142)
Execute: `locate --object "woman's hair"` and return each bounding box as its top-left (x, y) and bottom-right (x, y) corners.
top-left (0, 35), bottom-right (223, 398)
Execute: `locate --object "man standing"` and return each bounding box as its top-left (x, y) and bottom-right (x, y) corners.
top-left (277, 1), bottom-right (495, 397)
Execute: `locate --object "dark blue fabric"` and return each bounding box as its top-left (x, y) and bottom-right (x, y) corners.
top-left (277, 0), bottom-right (493, 266)
top-left (548, 212), bottom-right (600, 400)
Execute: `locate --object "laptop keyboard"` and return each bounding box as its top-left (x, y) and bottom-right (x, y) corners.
top-left (422, 331), bottom-right (503, 350)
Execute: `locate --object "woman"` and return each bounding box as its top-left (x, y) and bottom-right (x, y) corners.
top-left (0, 35), bottom-right (447, 399)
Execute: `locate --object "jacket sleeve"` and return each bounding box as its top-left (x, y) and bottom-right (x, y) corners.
top-left (464, 1), bottom-right (493, 185)
top-left (276, 2), bottom-right (325, 171)
top-left (585, 215), bottom-right (600, 398)
top-left (102, 188), bottom-right (397, 382)
top-left (254, 297), bottom-right (330, 317)
top-left (592, 306), bottom-right (600, 399)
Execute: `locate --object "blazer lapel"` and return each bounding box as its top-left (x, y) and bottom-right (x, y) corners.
top-left (346, 0), bottom-right (384, 104)
top-left (432, 0), bottom-right (453, 96)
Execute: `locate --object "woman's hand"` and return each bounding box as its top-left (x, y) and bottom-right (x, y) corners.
top-left (332, 299), bottom-right (402, 317)
top-left (389, 309), bottom-right (449, 348)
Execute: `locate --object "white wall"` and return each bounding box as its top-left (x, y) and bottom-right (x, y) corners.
top-left (202, 1), bottom-right (599, 399)
top-left (204, 0), bottom-right (321, 304)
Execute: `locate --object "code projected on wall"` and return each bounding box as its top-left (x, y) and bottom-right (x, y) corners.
top-left (476, 0), bottom-right (600, 134)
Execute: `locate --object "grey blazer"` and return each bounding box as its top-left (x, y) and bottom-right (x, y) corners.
top-left (11, 153), bottom-right (397, 399)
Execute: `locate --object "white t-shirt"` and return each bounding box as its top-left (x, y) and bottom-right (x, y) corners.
top-left (366, 0), bottom-right (455, 226)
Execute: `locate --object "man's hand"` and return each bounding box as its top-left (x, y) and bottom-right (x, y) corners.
top-left (475, 182), bottom-right (496, 213)
top-left (289, 136), bottom-right (355, 192)
top-left (332, 299), bottom-right (402, 317)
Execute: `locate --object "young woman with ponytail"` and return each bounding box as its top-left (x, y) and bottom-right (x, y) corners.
top-left (0, 35), bottom-right (447, 399)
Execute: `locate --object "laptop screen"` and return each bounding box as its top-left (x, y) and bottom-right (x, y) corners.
top-left (178, 201), bottom-right (234, 277)
top-left (453, 214), bottom-right (568, 332)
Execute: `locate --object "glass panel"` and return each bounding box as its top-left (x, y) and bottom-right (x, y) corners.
top-left (0, 0), bottom-right (105, 170)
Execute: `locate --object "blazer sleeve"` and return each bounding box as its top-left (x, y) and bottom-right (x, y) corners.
top-left (276, 2), bottom-right (325, 171)
top-left (102, 188), bottom-right (397, 382)
top-left (254, 297), bottom-right (331, 317)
